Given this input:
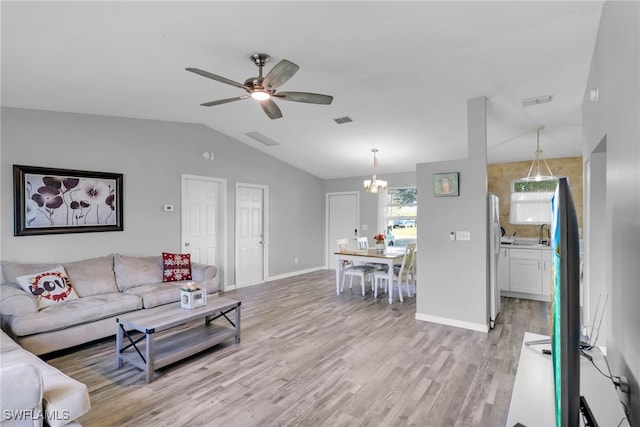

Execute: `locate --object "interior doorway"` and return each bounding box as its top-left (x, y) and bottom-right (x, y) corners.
top-left (235, 183), bottom-right (268, 288)
top-left (326, 192), bottom-right (359, 269)
top-left (181, 175), bottom-right (226, 289)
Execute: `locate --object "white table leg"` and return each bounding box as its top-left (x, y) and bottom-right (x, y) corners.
top-left (336, 257), bottom-right (341, 295)
top-left (387, 260), bottom-right (393, 304)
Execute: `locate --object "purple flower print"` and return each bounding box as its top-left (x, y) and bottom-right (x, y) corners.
top-left (32, 185), bottom-right (63, 209)
top-left (42, 176), bottom-right (79, 191)
top-left (30, 185), bottom-right (63, 226)
top-left (25, 199), bottom-right (39, 225)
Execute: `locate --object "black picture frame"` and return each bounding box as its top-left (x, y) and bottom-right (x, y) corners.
top-left (14, 165), bottom-right (123, 236)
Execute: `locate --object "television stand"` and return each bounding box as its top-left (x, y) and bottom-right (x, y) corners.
top-left (507, 332), bottom-right (627, 426)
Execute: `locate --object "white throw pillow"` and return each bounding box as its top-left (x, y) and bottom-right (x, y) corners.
top-left (16, 266), bottom-right (79, 310)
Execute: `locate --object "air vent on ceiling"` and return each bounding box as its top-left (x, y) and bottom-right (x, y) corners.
top-left (245, 131), bottom-right (280, 147)
top-left (333, 116), bottom-right (353, 124)
top-left (522, 95), bottom-right (553, 107)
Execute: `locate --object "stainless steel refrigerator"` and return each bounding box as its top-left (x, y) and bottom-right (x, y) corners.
top-left (487, 193), bottom-right (501, 328)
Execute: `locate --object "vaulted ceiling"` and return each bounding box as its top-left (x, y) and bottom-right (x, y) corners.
top-left (1, 1), bottom-right (603, 179)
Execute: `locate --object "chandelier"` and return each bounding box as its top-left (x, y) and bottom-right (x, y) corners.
top-left (523, 126), bottom-right (554, 181)
top-left (363, 149), bottom-right (387, 193)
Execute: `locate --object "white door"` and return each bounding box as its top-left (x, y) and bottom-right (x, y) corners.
top-left (236, 184), bottom-right (267, 287)
top-left (326, 192), bottom-right (359, 269)
top-left (181, 175), bottom-right (226, 286)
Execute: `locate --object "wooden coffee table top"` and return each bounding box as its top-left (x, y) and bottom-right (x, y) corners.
top-left (116, 295), bottom-right (240, 333)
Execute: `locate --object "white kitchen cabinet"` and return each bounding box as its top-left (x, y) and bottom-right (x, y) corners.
top-left (498, 247), bottom-right (510, 291)
top-left (502, 246), bottom-right (552, 300)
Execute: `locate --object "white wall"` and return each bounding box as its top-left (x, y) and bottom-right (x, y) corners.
top-left (415, 97), bottom-right (489, 332)
top-left (1, 107), bottom-right (325, 285)
top-left (582, 1), bottom-right (640, 422)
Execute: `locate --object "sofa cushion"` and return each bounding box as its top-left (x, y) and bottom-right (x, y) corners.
top-left (63, 254), bottom-right (118, 297)
top-left (9, 293), bottom-right (142, 337)
top-left (114, 254), bottom-right (163, 291)
top-left (1, 344), bottom-right (90, 427)
top-left (162, 252), bottom-right (192, 282)
top-left (124, 282), bottom-right (185, 308)
top-left (1, 260), bottom-right (58, 287)
top-left (16, 266), bottom-right (79, 310)
top-left (0, 330), bottom-right (22, 352)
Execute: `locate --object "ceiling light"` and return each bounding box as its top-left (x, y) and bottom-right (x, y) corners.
top-left (522, 126), bottom-right (554, 181)
top-left (250, 91), bottom-right (271, 101)
top-left (522, 95), bottom-right (553, 107)
top-left (363, 149), bottom-right (387, 193)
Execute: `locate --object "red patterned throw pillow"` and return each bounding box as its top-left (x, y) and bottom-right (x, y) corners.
top-left (162, 252), bottom-right (192, 282)
top-left (16, 266), bottom-right (79, 310)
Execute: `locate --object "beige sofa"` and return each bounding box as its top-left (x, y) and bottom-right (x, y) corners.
top-left (0, 254), bottom-right (219, 355)
top-left (0, 330), bottom-right (90, 427)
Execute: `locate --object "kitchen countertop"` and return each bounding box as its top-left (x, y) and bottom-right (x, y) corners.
top-left (501, 237), bottom-right (551, 250)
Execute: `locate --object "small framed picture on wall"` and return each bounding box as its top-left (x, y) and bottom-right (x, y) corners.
top-left (433, 172), bottom-right (459, 197)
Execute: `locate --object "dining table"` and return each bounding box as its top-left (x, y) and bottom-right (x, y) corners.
top-left (334, 247), bottom-right (406, 304)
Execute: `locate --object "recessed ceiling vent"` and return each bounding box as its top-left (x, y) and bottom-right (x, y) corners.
top-left (522, 95), bottom-right (553, 107)
top-left (245, 131), bottom-right (280, 147)
top-left (333, 116), bottom-right (353, 124)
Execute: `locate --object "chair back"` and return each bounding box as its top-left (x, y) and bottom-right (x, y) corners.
top-left (398, 243), bottom-right (417, 278)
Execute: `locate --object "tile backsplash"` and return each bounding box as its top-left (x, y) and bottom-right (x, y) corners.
top-left (488, 157), bottom-right (583, 239)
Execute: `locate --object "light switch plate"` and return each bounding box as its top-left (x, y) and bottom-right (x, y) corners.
top-left (163, 204), bottom-right (174, 212)
top-left (456, 231), bottom-right (471, 241)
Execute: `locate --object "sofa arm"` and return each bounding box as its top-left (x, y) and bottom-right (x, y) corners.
top-left (191, 263), bottom-right (217, 282)
top-left (0, 284), bottom-right (37, 316)
top-left (0, 363), bottom-right (44, 427)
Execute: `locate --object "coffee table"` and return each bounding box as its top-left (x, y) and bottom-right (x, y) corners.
top-left (115, 295), bottom-right (241, 383)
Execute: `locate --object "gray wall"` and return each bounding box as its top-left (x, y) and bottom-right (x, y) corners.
top-left (582, 1), bottom-right (640, 422)
top-left (415, 97), bottom-right (489, 331)
top-left (1, 107), bottom-right (325, 286)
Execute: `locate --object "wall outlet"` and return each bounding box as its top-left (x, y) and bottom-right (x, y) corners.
top-left (294, 257), bottom-right (299, 264)
top-left (450, 232), bottom-right (456, 241)
top-left (362, 224), bottom-right (368, 231)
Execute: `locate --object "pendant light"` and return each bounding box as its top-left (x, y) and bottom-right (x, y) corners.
top-left (363, 149), bottom-right (387, 193)
top-left (523, 126), bottom-right (554, 181)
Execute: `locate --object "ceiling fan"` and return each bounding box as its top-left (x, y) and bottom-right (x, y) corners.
top-left (186, 53), bottom-right (333, 120)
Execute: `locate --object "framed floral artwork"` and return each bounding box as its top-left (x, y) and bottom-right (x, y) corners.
top-left (13, 165), bottom-right (123, 236)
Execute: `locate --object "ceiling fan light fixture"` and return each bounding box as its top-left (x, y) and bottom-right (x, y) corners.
top-left (364, 149), bottom-right (387, 193)
top-left (250, 91), bottom-right (271, 101)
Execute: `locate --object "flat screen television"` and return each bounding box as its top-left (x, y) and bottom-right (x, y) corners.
top-left (550, 177), bottom-right (581, 426)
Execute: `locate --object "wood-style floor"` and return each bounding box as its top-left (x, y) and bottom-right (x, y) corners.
top-left (46, 270), bottom-right (550, 427)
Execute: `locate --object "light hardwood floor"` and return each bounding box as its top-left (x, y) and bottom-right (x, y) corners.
top-left (46, 270), bottom-right (550, 427)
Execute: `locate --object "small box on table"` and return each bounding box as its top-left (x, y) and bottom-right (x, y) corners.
top-left (180, 283), bottom-right (207, 309)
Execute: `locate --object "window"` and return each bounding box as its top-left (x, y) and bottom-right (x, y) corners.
top-left (382, 188), bottom-right (417, 247)
top-left (509, 179), bottom-right (558, 224)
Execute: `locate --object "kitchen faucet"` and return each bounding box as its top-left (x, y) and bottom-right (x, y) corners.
top-left (539, 224), bottom-right (549, 245)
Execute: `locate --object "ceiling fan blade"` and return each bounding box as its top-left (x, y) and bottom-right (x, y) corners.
top-left (273, 91), bottom-right (333, 105)
top-left (200, 95), bottom-right (249, 107)
top-left (262, 60), bottom-right (300, 90)
top-left (260, 99), bottom-right (283, 120)
top-left (186, 67), bottom-right (249, 90)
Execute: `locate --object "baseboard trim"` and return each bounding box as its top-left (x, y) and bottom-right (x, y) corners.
top-left (415, 312), bottom-right (489, 333)
top-left (267, 266), bottom-right (324, 282)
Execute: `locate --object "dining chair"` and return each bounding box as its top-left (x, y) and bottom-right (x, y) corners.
top-left (337, 238), bottom-right (374, 296)
top-left (373, 243), bottom-right (416, 302)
